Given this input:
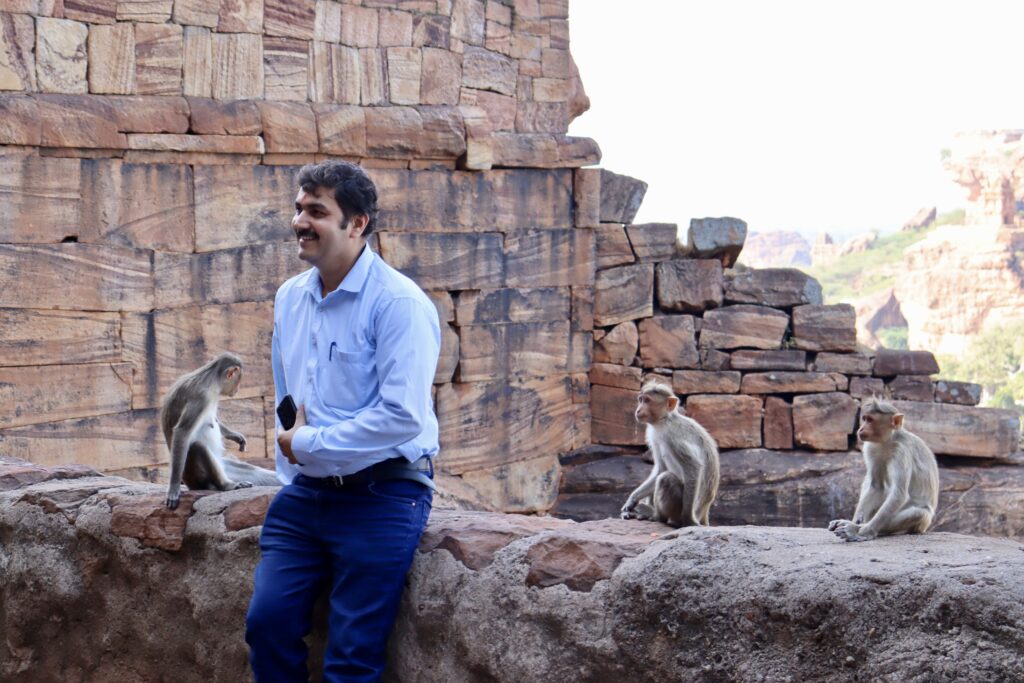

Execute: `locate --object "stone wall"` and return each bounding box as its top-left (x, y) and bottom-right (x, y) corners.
top-left (0, 0), bottom-right (603, 511)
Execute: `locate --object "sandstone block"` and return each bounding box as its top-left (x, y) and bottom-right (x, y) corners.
top-left (515, 101), bottom-right (568, 133)
top-left (811, 352), bottom-right (872, 376)
top-left (172, 0), bottom-right (218, 27)
top-left (364, 106), bottom-right (422, 157)
top-left (421, 47), bottom-right (461, 105)
top-left (34, 93), bottom-right (126, 148)
top-left (791, 304), bottom-right (857, 352)
top-left (0, 94), bottom-right (40, 144)
top-left (504, 229), bottom-right (593, 288)
top-left (590, 383), bottom-right (645, 446)
top-left (0, 12), bottom-right (35, 91)
top-left (458, 321), bottom-right (571, 381)
top-left (310, 42), bottom-right (360, 104)
top-left (459, 86), bottom-right (515, 130)
top-left (263, 36), bottom-right (309, 101)
top-left (459, 452), bottom-right (560, 514)
top-left (359, 47), bottom-right (388, 105)
top-left (435, 323), bottom-right (459, 384)
top-left (671, 370), bottom-right (740, 395)
top-left (792, 392), bottom-right (858, 451)
top-left (700, 348), bottom-right (731, 371)
top-left (126, 133), bottom-right (262, 154)
top-left (625, 223), bottom-right (679, 261)
top-left (419, 105), bottom-right (467, 158)
top-left (378, 232), bottom-right (503, 290)
top-left (638, 316), bottom-right (698, 369)
top-left (655, 259), bottom-right (723, 313)
top-left (829, 373), bottom-right (849, 391)
top-left (217, 0), bottom-right (263, 33)
top-left (0, 309), bottom-right (120, 367)
top-left (258, 101), bottom-right (317, 153)
top-left (455, 288), bottom-right (569, 326)
top-left (729, 350), bottom-right (806, 371)
top-left (412, 13), bottom-right (450, 49)
top-left (118, 0), bottom-right (174, 23)
top-left (590, 363), bottom-right (642, 391)
top-left (134, 23), bottom-right (183, 96)
top-left (193, 164), bottom-right (298, 251)
top-left (740, 372), bottom-right (840, 394)
top-left (379, 9), bottom-right (413, 47)
top-left (188, 97), bottom-right (261, 135)
top-left (64, 0), bottom-right (117, 24)
top-left (436, 376), bottom-right (575, 472)
top-left (891, 400), bottom-right (1020, 458)
top-left (594, 263), bottom-right (653, 327)
top-left (933, 380), bottom-right (982, 406)
top-left (461, 45), bottom-right (516, 96)
top-left (35, 17), bottom-right (88, 93)
top-left (724, 268), bottom-right (823, 307)
top-left (485, 132), bottom-right (559, 167)
top-left (594, 225), bottom-right (634, 269)
top-left (451, 0), bottom-right (484, 45)
top-left (763, 397), bottom-right (793, 449)
top-left (313, 0), bottom-right (342, 43)
top-left (340, 4), bottom-right (378, 47)
top-left (887, 375), bottom-right (934, 402)
top-left (598, 169), bottom-right (646, 224)
top-left (0, 362), bottom-right (133, 428)
top-left (685, 394), bottom-right (762, 449)
top-left (79, 159), bottom-right (194, 251)
top-left (0, 243), bottom-right (153, 311)
top-left (872, 349), bottom-right (940, 377)
top-left (573, 166), bottom-right (600, 227)
top-left (593, 322), bottom-right (637, 366)
top-left (265, 0), bottom-right (314, 39)
top-left (700, 305), bottom-right (788, 350)
top-left (0, 154), bottom-right (81, 242)
top-left (849, 376), bottom-right (885, 399)
top-left (104, 95), bottom-right (188, 133)
top-left (212, 32), bottom-right (263, 99)
top-left (686, 217), bottom-right (747, 267)
top-left (314, 103), bottom-right (366, 156)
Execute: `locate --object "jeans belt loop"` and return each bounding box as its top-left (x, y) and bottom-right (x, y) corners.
top-left (328, 475), bottom-right (344, 487)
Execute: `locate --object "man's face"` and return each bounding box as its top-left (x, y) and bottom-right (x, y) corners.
top-left (292, 186), bottom-right (364, 268)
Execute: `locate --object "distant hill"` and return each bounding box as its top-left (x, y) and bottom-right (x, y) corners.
top-left (739, 231), bottom-right (811, 268)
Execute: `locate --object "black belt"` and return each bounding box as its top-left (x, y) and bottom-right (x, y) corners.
top-left (295, 457), bottom-right (435, 491)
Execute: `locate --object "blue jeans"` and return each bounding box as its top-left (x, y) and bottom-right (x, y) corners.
top-left (245, 475), bottom-right (432, 682)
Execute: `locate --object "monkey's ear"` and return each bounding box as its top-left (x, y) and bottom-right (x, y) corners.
top-left (667, 395), bottom-right (679, 412)
top-left (892, 413), bottom-right (904, 430)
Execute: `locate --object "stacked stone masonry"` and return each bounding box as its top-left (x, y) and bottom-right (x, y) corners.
top-left (0, 0), bottom-right (1019, 516)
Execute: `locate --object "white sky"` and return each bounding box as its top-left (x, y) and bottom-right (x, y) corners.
top-left (568, 0), bottom-right (1024, 240)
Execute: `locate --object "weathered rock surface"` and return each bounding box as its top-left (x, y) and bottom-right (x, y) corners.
top-left (686, 216), bottom-right (747, 267)
top-left (723, 267), bottom-right (823, 307)
top-left (4, 457), bottom-right (1024, 683)
top-left (738, 230), bottom-right (811, 268)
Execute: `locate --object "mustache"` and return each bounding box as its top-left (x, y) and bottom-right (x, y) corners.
top-left (295, 228), bottom-right (317, 240)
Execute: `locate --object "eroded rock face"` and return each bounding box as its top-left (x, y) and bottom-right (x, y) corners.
top-left (3, 458), bottom-right (1024, 683)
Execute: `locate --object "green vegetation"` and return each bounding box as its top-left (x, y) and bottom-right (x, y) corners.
top-left (939, 320), bottom-right (1024, 414)
top-left (876, 326), bottom-right (908, 350)
top-left (805, 209), bottom-right (964, 303)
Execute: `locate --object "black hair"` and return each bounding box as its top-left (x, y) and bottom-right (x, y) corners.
top-left (296, 160), bottom-right (380, 237)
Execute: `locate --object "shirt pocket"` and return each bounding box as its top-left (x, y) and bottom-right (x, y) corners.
top-left (317, 348), bottom-right (377, 412)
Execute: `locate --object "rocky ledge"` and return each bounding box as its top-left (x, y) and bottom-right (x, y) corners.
top-left (2, 457), bottom-right (1022, 682)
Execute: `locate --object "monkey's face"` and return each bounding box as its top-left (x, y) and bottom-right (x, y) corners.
top-left (857, 412), bottom-right (896, 443)
top-left (292, 187), bottom-right (364, 269)
top-left (635, 392), bottom-right (665, 424)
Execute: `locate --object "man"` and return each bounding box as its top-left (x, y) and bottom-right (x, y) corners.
top-left (245, 160), bottom-right (441, 682)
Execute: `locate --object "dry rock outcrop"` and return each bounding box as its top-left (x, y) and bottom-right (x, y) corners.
top-left (2, 457), bottom-right (1023, 683)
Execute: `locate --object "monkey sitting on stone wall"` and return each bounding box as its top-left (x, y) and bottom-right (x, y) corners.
top-left (829, 398), bottom-right (939, 542)
top-left (621, 382), bottom-right (720, 527)
top-left (160, 352), bottom-right (279, 509)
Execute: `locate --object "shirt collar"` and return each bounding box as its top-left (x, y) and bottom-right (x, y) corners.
top-left (303, 244), bottom-right (375, 299)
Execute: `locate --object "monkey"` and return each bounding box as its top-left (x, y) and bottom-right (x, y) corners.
top-left (160, 352), bottom-right (280, 509)
top-left (828, 398), bottom-right (939, 542)
top-left (621, 382), bottom-right (720, 527)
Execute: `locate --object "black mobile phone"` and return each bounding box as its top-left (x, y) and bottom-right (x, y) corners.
top-left (276, 394), bottom-right (297, 430)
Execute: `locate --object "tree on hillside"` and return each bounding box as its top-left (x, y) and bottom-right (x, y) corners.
top-left (941, 320), bottom-right (1024, 413)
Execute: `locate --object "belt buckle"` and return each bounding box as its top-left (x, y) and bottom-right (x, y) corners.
top-left (328, 475), bottom-right (344, 488)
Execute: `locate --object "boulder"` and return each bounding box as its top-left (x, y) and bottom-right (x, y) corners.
top-left (723, 268), bottom-right (823, 307)
top-left (685, 217), bottom-right (747, 267)
top-left (598, 169), bottom-right (647, 224)
top-left (625, 223), bottom-right (679, 261)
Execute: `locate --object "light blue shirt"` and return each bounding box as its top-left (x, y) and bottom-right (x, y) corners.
top-left (271, 245), bottom-right (441, 482)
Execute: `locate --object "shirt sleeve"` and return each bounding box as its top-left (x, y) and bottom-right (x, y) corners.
top-left (289, 296), bottom-right (441, 467)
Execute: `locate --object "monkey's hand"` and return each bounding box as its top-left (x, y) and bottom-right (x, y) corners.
top-left (620, 500), bottom-right (637, 520)
top-left (829, 519), bottom-right (870, 542)
top-left (165, 489), bottom-right (181, 510)
top-left (237, 435), bottom-right (247, 452)
top-left (232, 481), bottom-right (254, 490)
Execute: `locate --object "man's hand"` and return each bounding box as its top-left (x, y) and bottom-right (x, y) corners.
top-left (277, 404), bottom-right (307, 465)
